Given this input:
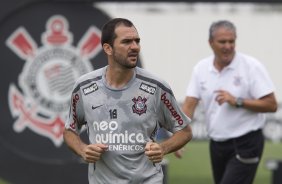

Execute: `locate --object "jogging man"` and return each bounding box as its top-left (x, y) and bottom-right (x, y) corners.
top-left (64, 18), bottom-right (192, 184)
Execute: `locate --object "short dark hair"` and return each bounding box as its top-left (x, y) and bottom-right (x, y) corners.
top-left (101, 18), bottom-right (135, 47)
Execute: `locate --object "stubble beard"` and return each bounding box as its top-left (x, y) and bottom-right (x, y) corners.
top-left (113, 52), bottom-right (138, 69)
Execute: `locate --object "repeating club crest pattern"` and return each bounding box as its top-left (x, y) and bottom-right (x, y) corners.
top-left (6, 15), bottom-right (102, 146)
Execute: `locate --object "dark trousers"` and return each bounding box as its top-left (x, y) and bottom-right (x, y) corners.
top-left (210, 129), bottom-right (264, 184)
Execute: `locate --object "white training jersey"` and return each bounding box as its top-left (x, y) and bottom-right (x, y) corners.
top-left (66, 66), bottom-right (190, 184)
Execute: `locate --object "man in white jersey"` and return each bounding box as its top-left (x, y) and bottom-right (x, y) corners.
top-left (63, 18), bottom-right (192, 184)
top-left (182, 20), bottom-right (277, 184)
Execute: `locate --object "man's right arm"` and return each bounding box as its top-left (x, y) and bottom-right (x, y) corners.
top-left (63, 129), bottom-right (108, 163)
top-left (182, 96), bottom-right (199, 119)
top-left (63, 129), bottom-right (87, 157)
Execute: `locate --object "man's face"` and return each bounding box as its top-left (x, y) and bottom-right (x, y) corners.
top-left (112, 25), bottom-right (140, 69)
top-left (209, 27), bottom-right (236, 66)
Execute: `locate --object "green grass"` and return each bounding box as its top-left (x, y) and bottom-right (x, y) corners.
top-left (0, 179), bottom-right (8, 184)
top-left (165, 141), bottom-right (282, 184)
top-left (0, 141), bottom-right (281, 184)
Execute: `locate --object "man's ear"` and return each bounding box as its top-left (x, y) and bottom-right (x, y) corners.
top-left (103, 43), bottom-right (112, 55)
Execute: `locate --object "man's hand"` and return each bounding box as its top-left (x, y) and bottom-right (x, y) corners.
top-left (81, 144), bottom-right (108, 163)
top-left (145, 142), bottom-right (164, 163)
top-left (174, 147), bottom-right (185, 159)
top-left (215, 90), bottom-right (236, 106)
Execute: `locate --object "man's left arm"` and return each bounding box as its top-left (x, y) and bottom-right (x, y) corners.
top-left (160, 125), bottom-right (192, 154)
top-left (238, 93), bottom-right (277, 112)
top-left (145, 125), bottom-right (192, 163)
top-left (215, 90), bottom-right (277, 112)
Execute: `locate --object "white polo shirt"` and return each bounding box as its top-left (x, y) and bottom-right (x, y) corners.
top-left (186, 52), bottom-right (275, 141)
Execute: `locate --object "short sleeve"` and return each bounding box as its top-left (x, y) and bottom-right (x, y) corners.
top-left (186, 67), bottom-right (200, 99)
top-left (249, 62), bottom-right (275, 99)
top-left (65, 84), bottom-right (85, 134)
top-left (157, 83), bottom-right (191, 133)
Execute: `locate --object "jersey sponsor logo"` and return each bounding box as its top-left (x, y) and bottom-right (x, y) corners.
top-left (83, 83), bottom-right (98, 95)
top-left (70, 93), bottom-right (80, 130)
top-left (92, 104), bottom-right (103, 110)
top-left (200, 81), bottom-right (207, 91)
top-left (132, 96), bottom-right (147, 115)
top-left (161, 92), bottom-right (184, 125)
top-left (6, 15), bottom-right (100, 146)
top-left (139, 82), bottom-right (156, 95)
top-left (93, 120), bottom-right (145, 151)
top-left (233, 75), bottom-right (242, 86)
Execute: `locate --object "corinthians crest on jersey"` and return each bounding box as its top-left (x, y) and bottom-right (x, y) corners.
top-left (6, 15), bottom-right (102, 146)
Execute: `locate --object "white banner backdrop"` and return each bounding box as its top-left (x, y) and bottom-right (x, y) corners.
top-left (95, 2), bottom-right (282, 142)
top-left (95, 2), bottom-right (282, 102)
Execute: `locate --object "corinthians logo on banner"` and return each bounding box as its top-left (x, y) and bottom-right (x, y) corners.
top-left (6, 15), bottom-right (101, 146)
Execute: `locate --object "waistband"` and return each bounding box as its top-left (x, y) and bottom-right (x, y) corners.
top-left (211, 129), bottom-right (262, 144)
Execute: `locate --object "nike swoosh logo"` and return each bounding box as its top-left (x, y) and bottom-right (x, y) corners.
top-left (92, 105), bottom-right (103, 110)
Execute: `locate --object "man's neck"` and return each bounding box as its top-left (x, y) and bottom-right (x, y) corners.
top-left (105, 66), bottom-right (135, 89)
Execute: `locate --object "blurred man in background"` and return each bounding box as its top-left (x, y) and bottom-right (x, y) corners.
top-left (182, 20), bottom-right (277, 184)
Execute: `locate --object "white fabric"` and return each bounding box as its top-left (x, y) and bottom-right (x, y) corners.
top-left (186, 52), bottom-right (275, 141)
